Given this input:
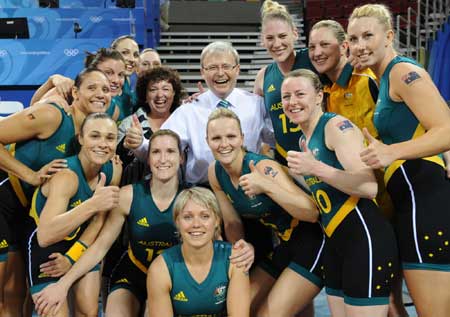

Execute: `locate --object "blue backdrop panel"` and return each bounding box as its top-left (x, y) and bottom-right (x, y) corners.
top-left (0, 38), bottom-right (113, 85)
top-left (59, 0), bottom-right (144, 8)
top-left (0, 8), bottom-right (145, 45)
top-left (0, 0), bottom-right (38, 7)
top-left (0, 0), bottom-right (143, 8)
top-left (0, 88), bottom-right (35, 110)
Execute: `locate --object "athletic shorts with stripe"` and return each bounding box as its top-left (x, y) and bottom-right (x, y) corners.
top-left (387, 159), bottom-right (450, 271)
top-left (27, 229), bottom-right (99, 295)
top-left (0, 170), bottom-right (29, 261)
top-left (323, 199), bottom-right (399, 306)
top-left (259, 221), bottom-right (325, 287)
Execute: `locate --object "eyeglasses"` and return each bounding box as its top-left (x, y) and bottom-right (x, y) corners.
top-left (202, 64), bottom-right (238, 73)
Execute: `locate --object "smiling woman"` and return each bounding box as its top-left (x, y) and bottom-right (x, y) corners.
top-left (253, 0), bottom-right (317, 166)
top-left (206, 107), bottom-right (322, 317)
top-left (347, 4), bottom-right (450, 315)
top-left (32, 129), bottom-right (183, 317)
top-left (0, 68), bottom-right (120, 316)
top-left (147, 186), bottom-right (251, 317)
top-left (283, 69), bottom-right (399, 317)
top-left (26, 113), bottom-right (120, 317)
top-left (117, 66), bottom-right (183, 183)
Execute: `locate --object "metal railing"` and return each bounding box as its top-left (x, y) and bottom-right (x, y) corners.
top-left (396, 0), bottom-right (449, 62)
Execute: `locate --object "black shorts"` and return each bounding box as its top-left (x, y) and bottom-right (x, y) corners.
top-left (27, 228), bottom-right (99, 295)
top-left (259, 222), bottom-right (325, 288)
top-left (242, 218), bottom-right (275, 266)
top-left (109, 253), bottom-right (147, 305)
top-left (323, 199), bottom-right (399, 306)
top-left (0, 171), bottom-right (29, 260)
top-left (387, 159), bottom-right (450, 271)
top-left (102, 225), bottom-right (129, 278)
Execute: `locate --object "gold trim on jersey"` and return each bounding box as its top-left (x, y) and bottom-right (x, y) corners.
top-left (324, 196), bottom-right (359, 237)
top-left (384, 156), bottom-right (445, 185)
top-left (29, 187), bottom-right (40, 226)
top-left (384, 124), bottom-right (445, 184)
top-left (275, 143), bottom-right (287, 159)
top-left (29, 187), bottom-right (81, 240)
top-left (128, 245), bottom-right (147, 274)
top-left (7, 143), bottom-right (29, 207)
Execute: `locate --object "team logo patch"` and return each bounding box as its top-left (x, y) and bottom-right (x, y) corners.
top-left (0, 239), bottom-right (8, 249)
top-left (344, 92), bottom-right (352, 99)
top-left (70, 199), bottom-right (82, 208)
top-left (267, 84), bottom-right (276, 93)
top-left (213, 284), bottom-right (227, 305)
top-left (56, 143), bottom-right (66, 153)
top-left (0, 50), bottom-right (8, 57)
top-left (173, 291), bottom-right (188, 302)
top-left (115, 278), bottom-right (130, 284)
top-left (137, 217), bottom-right (150, 227)
top-left (38, 272), bottom-right (49, 278)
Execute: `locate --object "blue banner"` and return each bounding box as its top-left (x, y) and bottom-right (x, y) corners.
top-left (0, 0), bottom-right (143, 8)
top-left (0, 8), bottom-right (145, 44)
top-left (0, 38), bottom-right (113, 85)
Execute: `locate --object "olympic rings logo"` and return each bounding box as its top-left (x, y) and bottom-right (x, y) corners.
top-left (33, 16), bottom-right (45, 23)
top-left (0, 50), bottom-right (7, 57)
top-left (90, 16), bottom-right (103, 23)
top-left (64, 48), bottom-right (79, 57)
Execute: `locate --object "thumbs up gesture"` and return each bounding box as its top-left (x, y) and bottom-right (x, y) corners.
top-left (286, 145), bottom-right (318, 177)
top-left (124, 114), bottom-right (144, 150)
top-left (89, 173), bottom-right (120, 212)
top-left (360, 128), bottom-right (394, 169)
top-left (239, 160), bottom-right (271, 197)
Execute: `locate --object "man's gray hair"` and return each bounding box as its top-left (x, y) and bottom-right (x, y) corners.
top-left (200, 41), bottom-right (240, 67)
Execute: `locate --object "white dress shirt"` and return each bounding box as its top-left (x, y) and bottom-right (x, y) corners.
top-left (134, 88), bottom-right (274, 185)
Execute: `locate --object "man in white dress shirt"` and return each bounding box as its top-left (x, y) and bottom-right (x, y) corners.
top-left (125, 41), bottom-right (274, 185)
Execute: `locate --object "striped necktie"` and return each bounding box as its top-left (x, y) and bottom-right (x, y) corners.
top-left (217, 99), bottom-right (231, 108)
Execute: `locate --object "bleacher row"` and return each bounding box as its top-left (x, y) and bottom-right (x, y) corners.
top-left (0, 0), bottom-right (157, 108)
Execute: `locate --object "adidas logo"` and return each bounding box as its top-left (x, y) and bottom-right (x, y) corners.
top-left (70, 200), bottom-right (82, 208)
top-left (0, 239), bottom-right (8, 249)
top-left (115, 278), bottom-right (130, 284)
top-left (173, 291), bottom-right (188, 302)
top-left (137, 217), bottom-right (149, 227)
top-left (56, 143), bottom-right (66, 153)
top-left (38, 272), bottom-right (49, 278)
top-left (267, 84), bottom-right (276, 93)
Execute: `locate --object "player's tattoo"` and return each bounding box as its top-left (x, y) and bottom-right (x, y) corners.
top-left (264, 166), bottom-right (278, 178)
top-left (336, 119), bottom-right (353, 132)
top-left (401, 71), bottom-right (421, 85)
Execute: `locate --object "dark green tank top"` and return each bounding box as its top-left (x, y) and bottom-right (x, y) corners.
top-left (7, 102), bottom-right (114, 207)
top-left (262, 49), bottom-right (315, 164)
top-left (374, 55), bottom-right (444, 183)
top-left (215, 151), bottom-right (297, 241)
top-left (127, 180), bottom-right (179, 273)
top-left (163, 241), bottom-right (231, 317)
top-left (112, 80), bottom-right (137, 122)
top-left (302, 113), bottom-right (360, 237)
top-left (375, 56), bottom-right (424, 145)
top-left (7, 103), bottom-right (76, 206)
top-left (29, 155), bottom-right (96, 241)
